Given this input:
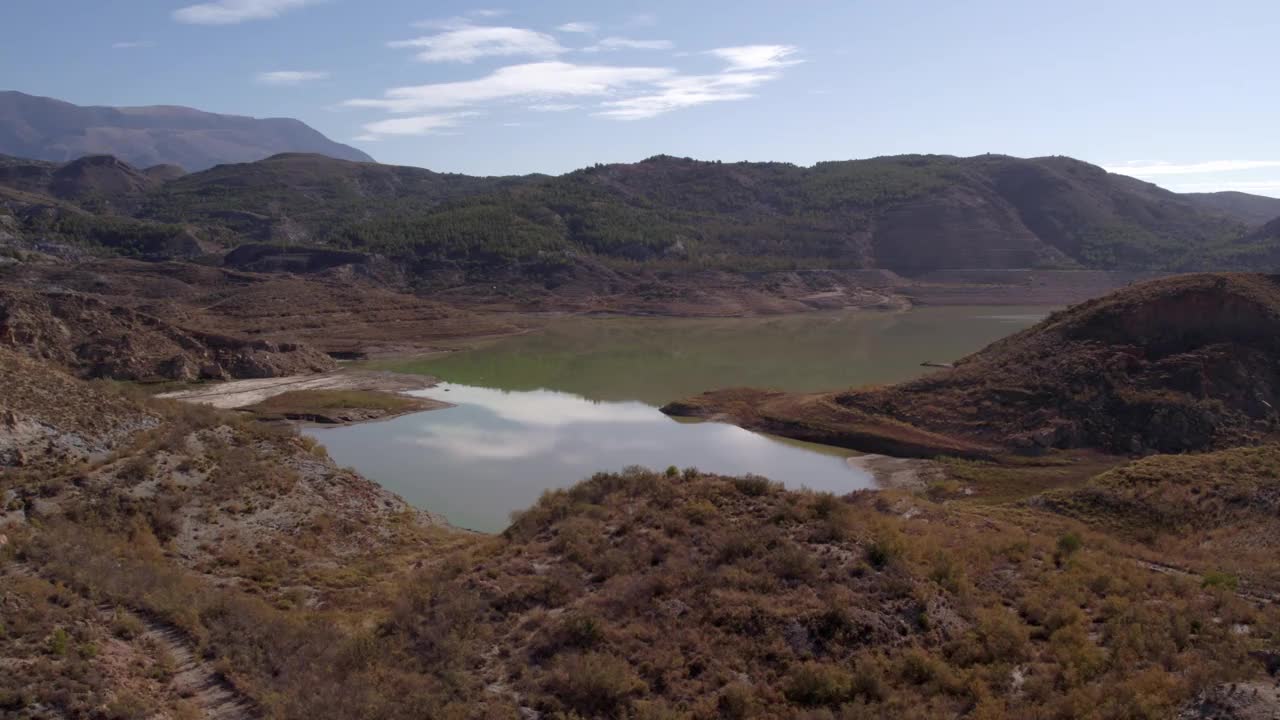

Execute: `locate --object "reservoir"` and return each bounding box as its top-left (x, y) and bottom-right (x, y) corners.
top-left (307, 306), bottom-right (1050, 531)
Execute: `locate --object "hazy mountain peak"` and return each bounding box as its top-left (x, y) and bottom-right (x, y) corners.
top-left (0, 90), bottom-right (373, 171)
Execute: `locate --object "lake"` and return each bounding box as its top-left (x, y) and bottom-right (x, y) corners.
top-left (307, 306), bottom-right (1051, 531)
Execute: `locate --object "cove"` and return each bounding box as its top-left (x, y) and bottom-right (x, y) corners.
top-left (309, 306), bottom-right (1052, 531)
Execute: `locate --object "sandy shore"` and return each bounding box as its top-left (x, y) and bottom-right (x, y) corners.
top-left (847, 453), bottom-right (943, 490)
top-left (157, 370), bottom-right (440, 409)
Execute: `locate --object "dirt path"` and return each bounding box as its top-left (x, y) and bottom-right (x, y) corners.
top-left (1134, 559), bottom-right (1280, 606)
top-left (8, 562), bottom-right (257, 719)
top-left (157, 369), bottom-right (439, 409)
top-left (128, 610), bottom-right (258, 720)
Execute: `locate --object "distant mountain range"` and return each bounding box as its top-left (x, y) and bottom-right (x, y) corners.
top-left (2, 147), bottom-right (1279, 280)
top-left (0, 91), bottom-right (372, 171)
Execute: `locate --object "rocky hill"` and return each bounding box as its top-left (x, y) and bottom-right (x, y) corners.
top-left (0, 91), bottom-right (373, 171)
top-left (667, 273), bottom-right (1280, 456)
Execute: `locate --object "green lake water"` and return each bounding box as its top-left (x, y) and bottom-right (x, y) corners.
top-left (307, 306), bottom-right (1051, 531)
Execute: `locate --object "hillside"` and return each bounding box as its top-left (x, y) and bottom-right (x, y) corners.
top-left (0, 287), bottom-right (335, 380)
top-left (666, 273), bottom-right (1280, 457)
top-left (1184, 191), bottom-right (1280, 226)
top-left (141, 152), bottom-right (533, 244)
top-left (3, 150), bottom-right (1279, 283)
top-left (0, 90), bottom-right (373, 171)
top-left (170, 152), bottom-right (1250, 276)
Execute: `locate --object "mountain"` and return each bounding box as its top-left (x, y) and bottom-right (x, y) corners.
top-left (667, 273), bottom-right (1280, 456)
top-left (136, 152), bottom-right (1253, 276)
top-left (0, 90), bottom-right (373, 171)
top-left (1, 150), bottom-right (1274, 279)
top-left (1183, 190), bottom-right (1280, 226)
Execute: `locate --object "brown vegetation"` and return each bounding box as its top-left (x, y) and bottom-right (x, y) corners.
top-left (668, 274), bottom-right (1280, 457)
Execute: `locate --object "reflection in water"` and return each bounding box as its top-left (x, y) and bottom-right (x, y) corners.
top-left (308, 383), bottom-right (872, 533)
top-left (324, 308), bottom-right (1055, 532)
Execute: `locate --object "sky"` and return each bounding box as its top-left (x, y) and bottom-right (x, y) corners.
top-left (2, 0), bottom-right (1278, 195)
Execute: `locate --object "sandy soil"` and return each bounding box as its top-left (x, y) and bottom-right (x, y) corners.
top-left (156, 369), bottom-right (439, 409)
top-left (847, 453), bottom-right (944, 490)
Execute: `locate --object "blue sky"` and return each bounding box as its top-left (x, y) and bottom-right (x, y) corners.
top-left (3, 1), bottom-right (1278, 195)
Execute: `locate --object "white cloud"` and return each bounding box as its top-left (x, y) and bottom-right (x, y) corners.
top-left (709, 44), bottom-right (801, 70)
top-left (626, 13), bottom-right (658, 27)
top-left (112, 41), bottom-right (153, 49)
top-left (352, 134), bottom-right (381, 142)
top-left (584, 36), bottom-right (674, 52)
top-left (173, 0), bottom-right (318, 25)
top-left (557, 21), bottom-right (597, 33)
top-left (255, 70), bottom-right (329, 85)
top-left (597, 71), bottom-right (777, 120)
top-left (391, 24), bottom-right (566, 63)
top-left (529, 103), bottom-right (581, 112)
top-left (360, 112), bottom-right (478, 137)
top-left (345, 61), bottom-right (673, 112)
top-left (470, 9), bottom-right (507, 18)
top-left (1104, 160), bottom-right (1280, 177)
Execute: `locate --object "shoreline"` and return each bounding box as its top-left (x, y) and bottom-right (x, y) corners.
top-left (156, 369), bottom-right (445, 411)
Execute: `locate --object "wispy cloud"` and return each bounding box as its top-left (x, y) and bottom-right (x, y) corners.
top-left (596, 45), bottom-right (799, 120)
top-left (345, 62), bottom-right (673, 112)
top-left (348, 30), bottom-right (802, 130)
top-left (529, 103), bottom-right (581, 112)
top-left (256, 70), bottom-right (329, 85)
top-left (1104, 160), bottom-right (1280, 177)
top-left (172, 0), bottom-right (319, 25)
top-left (112, 41), bottom-right (153, 49)
top-left (597, 71), bottom-right (775, 120)
top-left (360, 112), bottom-right (479, 138)
top-left (709, 45), bottom-right (801, 71)
top-left (584, 37), bottom-right (674, 52)
top-left (557, 21), bottom-right (597, 33)
top-left (391, 24), bottom-right (566, 63)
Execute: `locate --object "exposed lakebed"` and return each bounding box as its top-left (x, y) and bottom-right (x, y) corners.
top-left (307, 306), bottom-right (1051, 531)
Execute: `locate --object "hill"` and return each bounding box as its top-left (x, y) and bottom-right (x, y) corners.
top-left (0, 287), bottom-right (335, 380)
top-left (141, 152), bottom-right (533, 244)
top-left (208, 153), bottom-right (1248, 276)
top-left (138, 153), bottom-right (1262, 276)
top-left (666, 273), bottom-right (1280, 456)
top-left (3, 150), bottom-right (1278, 282)
top-left (1184, 191), bottom-right (1280, 226)
top-left (0, 90), bottom-right (373, 171)
top-left (1039, 444), bottom-right (1280, 589)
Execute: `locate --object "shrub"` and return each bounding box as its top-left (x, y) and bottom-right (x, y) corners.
top-left (784, 662), bottom-right (856, 706)
top-left (1202, 571), bottom-right (1239, 591)
top-left (1056, 533), bottom-right (1083, 562)
top-left (732, 475), bottom-right (775, 497)
top-left (47, 627), bottom-right (70, 656)
top-left (545, 652), bottom-right (646, 716)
